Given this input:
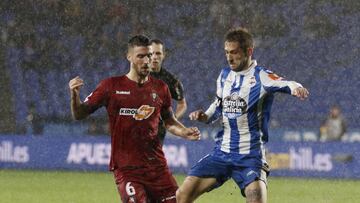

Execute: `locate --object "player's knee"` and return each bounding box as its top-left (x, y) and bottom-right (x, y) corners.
top-left (245, 188), bottom-right (265, 203)
top-left (175, 188), bottom-right (184, 201)
top-left (176, 188), bottom-right (192, 203)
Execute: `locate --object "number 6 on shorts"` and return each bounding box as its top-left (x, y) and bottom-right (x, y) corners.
top-left (125, 182), bottom-right (136, 196)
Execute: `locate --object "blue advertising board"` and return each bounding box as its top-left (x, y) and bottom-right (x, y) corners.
top-left (0, 135), bottom-right (359, 179)
top-left (265, 141), bottom-right (360, 178)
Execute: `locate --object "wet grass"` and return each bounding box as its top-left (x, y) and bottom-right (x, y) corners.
top-left (1, 169), bottom-right (359, 203)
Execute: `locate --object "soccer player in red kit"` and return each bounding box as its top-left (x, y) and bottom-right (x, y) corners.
top-left (69, 35), bottom-right (200, 203)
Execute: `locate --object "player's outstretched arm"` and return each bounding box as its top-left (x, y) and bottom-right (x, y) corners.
top-left (163, 110), bottom-right (201, 141)
top-left (169, 125), bottom-right (201, 141)
top-left (189, 110), bottom-right (209, 123)
top-left (69, 76), bottom-right (90, 120)
top-left (292, 87), bottom-right (309, 100)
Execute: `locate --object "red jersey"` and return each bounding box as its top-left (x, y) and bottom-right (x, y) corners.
top-left (84, 75), bottom-right (172, 170)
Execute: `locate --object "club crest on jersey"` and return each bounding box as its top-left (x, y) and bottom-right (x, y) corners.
top-left (223, 93), bottom-right (247, 119)
top-left (151, 93), bottom-right (157, 101)
top-left (119, 105), bottom-right (155, 120)
top-left (246, 76), bottom-right (257, 87)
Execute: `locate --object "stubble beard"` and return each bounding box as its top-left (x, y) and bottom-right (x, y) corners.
top-left (138, 66), bottom-right (150, 79)
top-left (232, 57), bottom-right (250, 72)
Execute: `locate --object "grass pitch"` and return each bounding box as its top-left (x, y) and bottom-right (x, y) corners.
top-left (1, 169), bottom-right (359, 203)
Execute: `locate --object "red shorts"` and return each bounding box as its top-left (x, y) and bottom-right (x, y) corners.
top-left (113, 166), bottom-right (178, 203)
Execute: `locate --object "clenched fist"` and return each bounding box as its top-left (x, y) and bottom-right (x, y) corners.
top-left (69, 76), bottom-right (84, 96)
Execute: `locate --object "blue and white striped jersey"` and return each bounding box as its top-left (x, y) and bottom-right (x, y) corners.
top-left (205, 60), bottom-right (302, 166)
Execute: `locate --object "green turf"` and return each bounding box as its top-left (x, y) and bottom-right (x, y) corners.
top-left (1, 169), bottom-right (359, 203)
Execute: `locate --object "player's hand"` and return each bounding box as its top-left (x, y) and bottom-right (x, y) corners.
top-left (189, 110), bottom-right (208, 122)
top-left (69, 76), bottom-right (84, 96)
top-left (183, 127), bottom-right (201, 141)
top-left (293, 87), bottom-right (309, 100)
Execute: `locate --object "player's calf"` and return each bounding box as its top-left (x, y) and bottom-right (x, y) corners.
top-left (244, 180), bottom-right (267, 203)
top-left (245, 188), bottom-right (262, 203)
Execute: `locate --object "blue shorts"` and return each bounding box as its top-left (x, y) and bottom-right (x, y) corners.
top-left (188, 149), bottom-right (269, 197)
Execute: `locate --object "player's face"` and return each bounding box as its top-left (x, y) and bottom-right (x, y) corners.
top-left (149, 43), bottom-right (165, 72)
top-left (128, 46), bottom-right (152, 78)
top-left (224, 41), bottom-right (251, 72)
top-left (330, 107), bottom-right (340, 118)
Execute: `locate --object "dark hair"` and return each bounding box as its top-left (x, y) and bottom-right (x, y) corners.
top-left (128, 35), bottom-right (151, 50)
top-left (225, 28), bottom-right (254, 55)
top-left (150, 38), bottom-right (164, 46)
top-left (150, 38), bottom-right (165, 53)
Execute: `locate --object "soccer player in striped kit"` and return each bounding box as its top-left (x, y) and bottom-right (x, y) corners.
top-left (176, 28), bottom-right (309, 203)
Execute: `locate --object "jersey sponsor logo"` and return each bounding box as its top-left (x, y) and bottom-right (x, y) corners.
top-left (0, 141), bottom-right (29, 163)
top-left (119, 108), bottom-right (138, 116)
top-left (116, 90), bottom-right (130, 95)
top-left (134, 105), bottom-right (155, 120)
top-left (119, 105), bottom-right (155, 120)
top-left (223, 93), bottom-right (247, 118)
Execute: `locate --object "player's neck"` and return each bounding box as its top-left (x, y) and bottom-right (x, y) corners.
top-left (151, 66), bottom-right (161, 73)
top-left (243, 60), bottom-right (253, 71)
top-left (126, 72), bottom-right (149, 85)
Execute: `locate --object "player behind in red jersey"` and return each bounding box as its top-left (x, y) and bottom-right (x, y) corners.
top-left (68, 35), bottom-right (201, 203)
